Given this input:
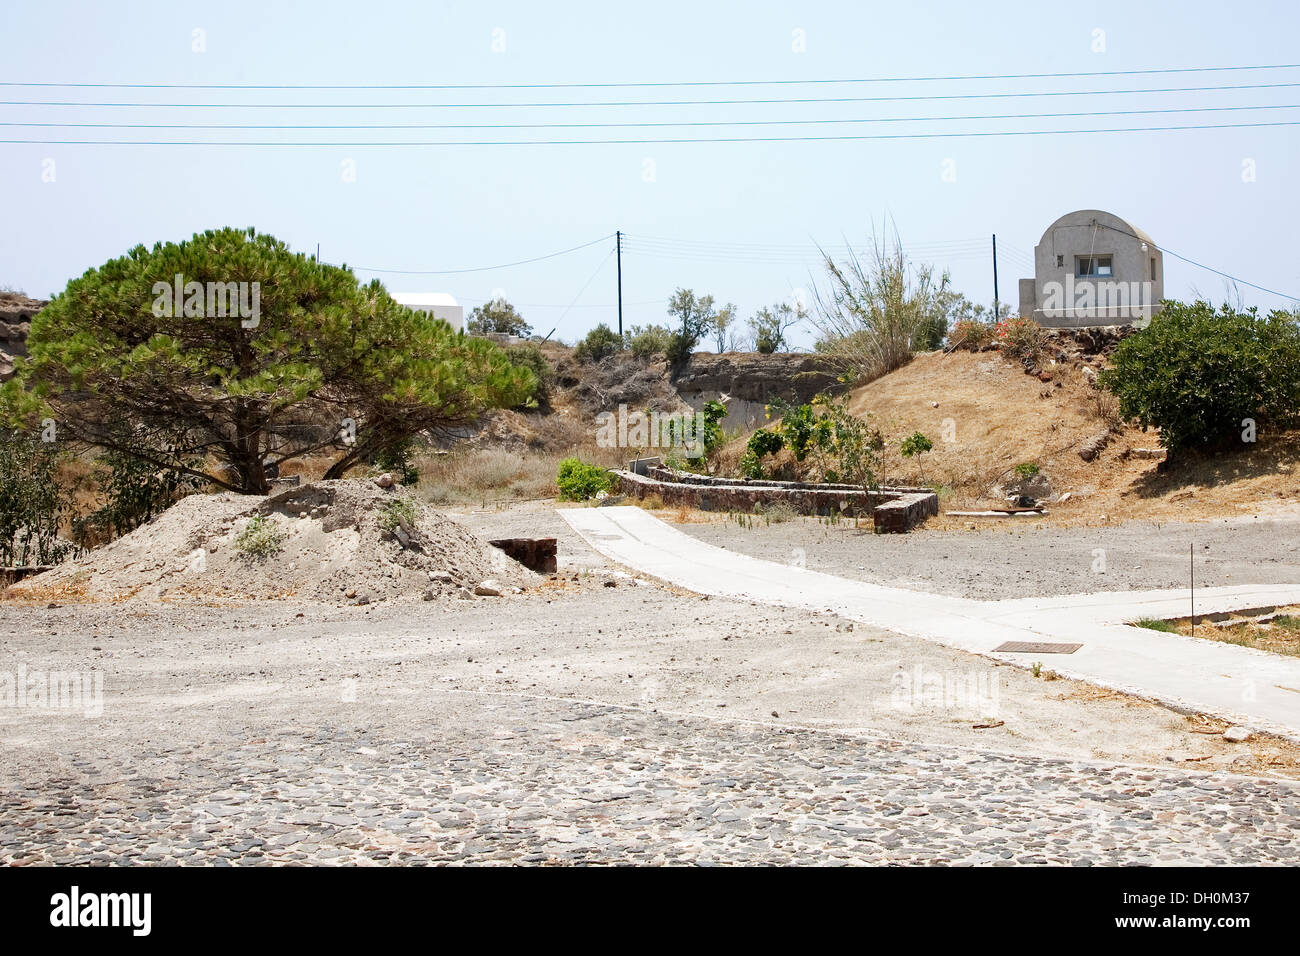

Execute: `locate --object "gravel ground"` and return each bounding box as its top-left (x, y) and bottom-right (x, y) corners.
top-left (3, 503), bottom-right (1298, 865)
top-left (676, 512), bottom-right (1300, 600)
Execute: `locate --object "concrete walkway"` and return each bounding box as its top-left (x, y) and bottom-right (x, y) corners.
top-left (562, 507), bottom-right (1300, 740)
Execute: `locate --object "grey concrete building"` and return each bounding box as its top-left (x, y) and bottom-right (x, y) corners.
top-left (1018, 209), bottom-right (1163, 327)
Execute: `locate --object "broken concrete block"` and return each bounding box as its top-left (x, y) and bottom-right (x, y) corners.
top-left (1223, 726), bottom-right (1253, 743)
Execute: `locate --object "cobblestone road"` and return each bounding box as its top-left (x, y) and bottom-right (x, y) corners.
top-left (3, 691), bottom-right (1296, 865)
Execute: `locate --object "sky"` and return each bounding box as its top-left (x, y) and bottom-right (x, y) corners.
top-left (2, 0), bottom-right (1299, 349)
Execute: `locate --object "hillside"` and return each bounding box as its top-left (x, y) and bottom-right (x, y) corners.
top-left (847, 348), bottom-right (1300, 528)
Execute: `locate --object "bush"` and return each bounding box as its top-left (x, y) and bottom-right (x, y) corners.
top-left (556, 457), bottom-right (613, 501)
top-left (625, 325), bottom-right (673, 360)
top-left (950, 318), bottom-right (991, 350)
top-left (234, 515), bottom-right (287, 557)
top-left (74, 447), bottom-right (204, 547)
top-left (573, 324), bottom-right (623, 363)
top-left (993, 316), bottom-right (1046, 361)
top-left (0, 431), bottom-right (78, 567)
top-left (1100, 301), bottom-right (1300, 453)
top-left (380, 495), bottom-right (418, 533)
top-left (1014, 462), bottom-right (1040, 478)
top-left (900, 431), bottom-right (934, 458)
top-left (373, 438), bottom-right (421, 486)
top-left (504, 343), bottom-right (554, 407)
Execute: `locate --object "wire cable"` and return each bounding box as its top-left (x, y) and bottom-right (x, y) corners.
top-left (6, 81), bottom-right (1300, 110)
top-left (4, 63), bottom-right (1298, 90)
top-left (330, 234), bottom-right (613, 275)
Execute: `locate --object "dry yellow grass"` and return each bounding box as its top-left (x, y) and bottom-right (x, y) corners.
top-left (842, 350), bottom-right (1300, 527)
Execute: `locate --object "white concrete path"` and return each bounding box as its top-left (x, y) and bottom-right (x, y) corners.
top-left (562, 507), bottom-right (1300, 740)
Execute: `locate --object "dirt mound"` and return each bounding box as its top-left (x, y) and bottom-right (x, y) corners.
top-left (844, 348), bottom-right (1299, 526)
top-left (11, 478), bottom-right (536, 604)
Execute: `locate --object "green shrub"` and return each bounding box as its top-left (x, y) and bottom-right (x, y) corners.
top-left (74, 447), bottom-right (204, 548)
top-left (504, 343), bottom-right (554, 407)
top-left (1014, 462), bottom-right (1040, 478)
top-left (234, 515), bottom-right (287, 557)
top-left (1100, 301), bottom-right (1300, 454)
top-left (380, 495), bottom-right (419, 533)
top-left (556, 457), bottom-right (613, 501)
top-left (626, 325), bottom-right (673, 360)
top-left (0, 431), bottom-right (78, 567)
top-left (900, 432), bottom-right (934, 458)
top-left (373, 439), bottom-right (420, 486)
top-left (573, 324), bottom-right (623, 363)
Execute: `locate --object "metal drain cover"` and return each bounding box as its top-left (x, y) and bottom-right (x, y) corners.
top-left (994, 641), bottom-right (1083, 654)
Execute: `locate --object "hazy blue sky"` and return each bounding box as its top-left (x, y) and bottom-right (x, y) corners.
top-left (3, 0), bottom-right (1299, 347)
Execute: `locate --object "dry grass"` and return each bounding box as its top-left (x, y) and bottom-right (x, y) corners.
top-left (1146, 606), bottom-right (1300, 658)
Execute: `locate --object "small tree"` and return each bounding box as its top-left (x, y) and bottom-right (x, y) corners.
top-left (666, 288), bottom-right (719, 365)
top-left (749, 301), bottom-right (806, 354)
top-left (468, 298), bottom-right (531, 337)
top-left (0, 431), bottom-right (78, 567)
top-left (710, 303), bottom-right (737, 353)
top-left (1100, 301), bottom-right (1300, 457)
top-left (900, 431), bottom-right (934, 485)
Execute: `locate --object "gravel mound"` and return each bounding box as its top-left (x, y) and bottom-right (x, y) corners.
top-left (14, 478), bottom-right (536, 604)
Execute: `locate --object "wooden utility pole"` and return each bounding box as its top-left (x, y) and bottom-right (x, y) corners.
top-left (992, 233), bottom-right (1000, 318)
top-left (616, 230), bottom-right (624, 338)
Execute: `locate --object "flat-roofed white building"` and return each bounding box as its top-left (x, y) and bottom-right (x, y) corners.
top-left (390, 292), bottom-right (464, 332)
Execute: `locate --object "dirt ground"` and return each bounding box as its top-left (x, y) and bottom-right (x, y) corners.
top-left (5, 497), bottom-right (1300, 791)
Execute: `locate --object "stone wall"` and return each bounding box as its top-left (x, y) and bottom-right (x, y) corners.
top-left (615, 468), bottom-right (937, 533)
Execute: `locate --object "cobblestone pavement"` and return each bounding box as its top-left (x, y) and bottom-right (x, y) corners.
top-left (3, 691), bottom-right (1296, 866)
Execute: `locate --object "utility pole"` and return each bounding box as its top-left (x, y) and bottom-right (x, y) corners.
top-left (991, 233), bottom-right (1000, 319)
top-left (616, 230), bottom-right (624, 339)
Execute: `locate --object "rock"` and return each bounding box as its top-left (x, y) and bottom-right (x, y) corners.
top-left (474, 580), bottom-right (503, 597)
top-left (373, 473), bottom-right (395, 489)
top-left (1078, 431), bottom-right (1112, 462)
top-left (422, 589), bottom-right (436, 601)
top-left (345, 588), bottom-right (357, 599)
top-left (393, 527), bottom-right (410, 548)
top-left (1223, 726), bottom-right (1253, 743)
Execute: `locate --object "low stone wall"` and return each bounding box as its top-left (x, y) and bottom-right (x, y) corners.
top-left (615, 469), bottom-right (937, 533)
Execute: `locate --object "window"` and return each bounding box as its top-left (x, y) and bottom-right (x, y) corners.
top-left (1150, 257), bottom-right (1157, 280)
top-left (1055, 254), bottom-right (1064, 268)
top-left (1076, 255), bottom-right (1112, 277)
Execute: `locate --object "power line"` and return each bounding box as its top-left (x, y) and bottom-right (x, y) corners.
top-left (6, 80), bottom-right (1300, 109)
top-left (12, 102), bottom-right (1300, 130)
top-left (1096, 222), bottom-right (1300, 302)
top-left (11, 119), bottom-right (1297, 146)
top-left (4, 63), bottom-right (1297, 90)
top-left (333, 235), bottom-right (613, 275)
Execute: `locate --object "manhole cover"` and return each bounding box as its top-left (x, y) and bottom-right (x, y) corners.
top-left (993, 641), bottom-right (1083, 654)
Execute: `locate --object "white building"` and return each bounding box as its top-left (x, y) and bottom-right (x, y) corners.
top-left (1018, 209), bottom-right (1163, 328)
top-left (389, 292), bottom-right (464, 332)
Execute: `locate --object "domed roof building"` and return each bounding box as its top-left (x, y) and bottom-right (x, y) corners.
top-left (1017, 209), bottom-right (1162, 328)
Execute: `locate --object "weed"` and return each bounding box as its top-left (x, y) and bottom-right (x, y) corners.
top-left (234, 515), bottom-right (287, 558)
